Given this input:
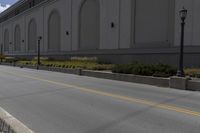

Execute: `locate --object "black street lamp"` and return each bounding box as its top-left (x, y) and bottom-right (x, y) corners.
top-left (0, 44), bottom-right (3, 63)
top-left (37, 36), bottom-right (42, 69)
top-left (177, 7), bottom-right (187, 77)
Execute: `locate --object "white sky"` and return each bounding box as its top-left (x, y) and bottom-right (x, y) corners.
top-left (0, 4), bottom-right (10, 13)
top-left (0, 0), bottom-right (18, 13)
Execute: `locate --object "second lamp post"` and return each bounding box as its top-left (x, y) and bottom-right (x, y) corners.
top-left (177, 7), bottom-right (187, 77)
top-left (37, 36), bottom-right (42, 69)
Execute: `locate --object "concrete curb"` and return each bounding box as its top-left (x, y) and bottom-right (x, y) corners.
top-left (169, 76), bottom-right (190, 90)
top-left (0, 63), bottom-right (170, 87)
top-left (188, 80), bottom-right (200, 91)
top-left (1, 63), bottom-right (200, 91)
top-left (82, 70), bottom-right (169, 87)
top-left (0, 107), bottom-right (34, 133)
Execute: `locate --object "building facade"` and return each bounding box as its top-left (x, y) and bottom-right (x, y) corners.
top-left (0, 0), bottom-right (200, 66)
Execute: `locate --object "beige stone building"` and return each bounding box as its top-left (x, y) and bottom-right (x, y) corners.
top-left (0, 0), bottom-right (200, 66)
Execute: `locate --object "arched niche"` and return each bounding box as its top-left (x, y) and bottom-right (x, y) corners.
top-left (28, 19), bottom-right (37, 52)
top-left (79, 0), bottom-right (100, 50)
top-left (4, 29), bottom-right (9, 52)
top-left (14, 25), bottom-right (21, 51)
top-left (48, 10), bottom-right (61, 51)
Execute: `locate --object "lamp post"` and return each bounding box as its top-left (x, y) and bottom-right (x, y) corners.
top-left (37, 36), bottom-right (42, 69)
top-left (177, 7), bottom-right (187, 77)
top-left (0, 44), bottom-right (3, 63)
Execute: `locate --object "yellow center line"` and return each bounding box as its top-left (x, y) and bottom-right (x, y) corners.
top-left (1, 69), bottom-right (200, 117)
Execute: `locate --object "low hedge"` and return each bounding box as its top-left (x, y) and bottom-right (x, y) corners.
top-left (185, 68), bottom-right (200, 78)
top-left (15, 58), bottom-right (177, 77)
top-left (0, 55), bottom-right (5, 60)
top-left (4, 57), bottom-right (18, 63)
top-left (112, 63), bottom-right (177, 77)
top-left (16, 60), bottom-right (113, 71)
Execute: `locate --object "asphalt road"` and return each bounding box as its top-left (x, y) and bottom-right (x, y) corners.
top-left (0, 65), bottom-right (199, 133)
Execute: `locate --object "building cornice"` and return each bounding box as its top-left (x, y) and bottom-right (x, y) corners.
top-left (0, 0), bottom-right (25, 17)
top-left (0, 0), bottom-right (47, 23)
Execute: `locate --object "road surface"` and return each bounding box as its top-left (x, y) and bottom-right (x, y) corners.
top-left (0, 65), bottom-right (199, 133)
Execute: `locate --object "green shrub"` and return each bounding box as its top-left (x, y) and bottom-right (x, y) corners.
top-left (5, 57), bottom-right (18, 63)
top-left (153, 63), bottom-right (177, 77)
top-left (89, 64), bottom-right (113, 71)
top-left (112, 63), bottom-right (152, 75)
top-left (16, 58), bottom-right (113, 71)
top-left (112, 63), bottom-right (177, 77)
top-left (0, 55), bottom-right (5, 60)
top-left (46, 64), bottom-right (51, 67)
top-left (185, 68), bottom-right (200, 78)
top-left (131, 63), bottom-right (155, 76)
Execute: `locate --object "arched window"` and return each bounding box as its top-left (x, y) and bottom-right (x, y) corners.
top-left (48, 10), bottom-right (61, 51)
top-left (14, 25), bottom-right (21, 51)
top-left (28, 19), bottom-right (37, 52)
top-left (79, 0), bottom-right (100, 50)
top-left (4, 29), bottom-right (9, 52)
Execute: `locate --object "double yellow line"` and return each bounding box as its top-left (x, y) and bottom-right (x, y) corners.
top-left (1, 69), bottom-right (200, 117)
